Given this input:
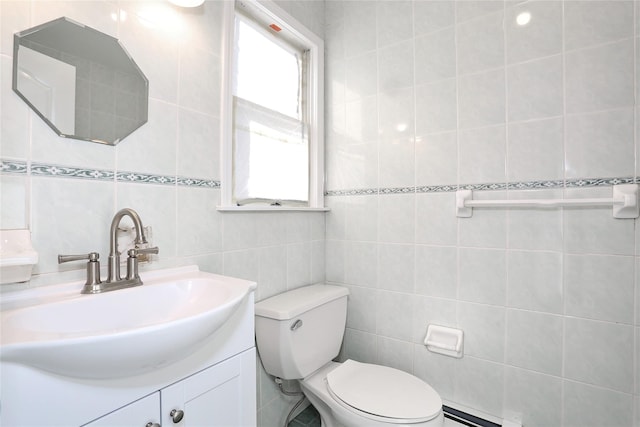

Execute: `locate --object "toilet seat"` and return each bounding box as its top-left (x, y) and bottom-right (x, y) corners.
top-left (326, 360), bottom-right (442, 423)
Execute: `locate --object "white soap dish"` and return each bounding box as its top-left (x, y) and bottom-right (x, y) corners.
top-left (424, 324), bottom-right (464, 358)
top-left (0, 229), bottom-right (38, 284)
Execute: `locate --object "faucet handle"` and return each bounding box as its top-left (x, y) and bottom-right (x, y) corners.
top-left (129, 246), bottom-right (159, 256)
top-left (58, 252), bottom-right (102, 293)
top-left (58, 252), bottom-right (100, 264)
top-left (124, 247), bottom-right (158, 282)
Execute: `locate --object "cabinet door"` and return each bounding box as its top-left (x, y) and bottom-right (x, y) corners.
top-left (82, 392), bottom-right (161, 427)
top-left (161, 348), bottom-right (256, 427)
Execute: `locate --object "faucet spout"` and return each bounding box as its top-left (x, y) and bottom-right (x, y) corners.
top-left (107, 208), bottom-right (148, 283)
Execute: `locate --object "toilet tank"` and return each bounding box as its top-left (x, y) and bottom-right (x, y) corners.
top-left (255, 284), bottom-right (349, 380)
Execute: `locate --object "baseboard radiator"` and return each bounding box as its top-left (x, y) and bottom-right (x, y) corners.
top-left (443, 405), bottom-right (504, 427)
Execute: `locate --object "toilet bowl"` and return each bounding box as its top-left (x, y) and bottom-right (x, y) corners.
top-left (300, 361), bottom-right (444, 427)
top-left (254, 284), bottom-right (444, 427)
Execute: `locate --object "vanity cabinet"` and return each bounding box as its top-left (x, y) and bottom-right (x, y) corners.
top-left (83, 393), bottom-right (161, 427)
top-left (84, 348), bottom-right (255, 427)
top-left (0, 268), bottom-right (257, 427)
top-left (161, 349), bottom-right (254, 427)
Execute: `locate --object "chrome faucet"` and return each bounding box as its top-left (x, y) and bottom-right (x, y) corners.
top-left (58, 208), bottom-right (159, 294)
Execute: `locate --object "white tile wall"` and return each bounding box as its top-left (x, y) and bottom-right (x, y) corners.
top-left (458, 248), bottom-right (506, 305)
top-left (457, 125), bottom-right (506, 184)
top-left (413, 1), bottom-right (454, 35)
top-left (376, 335), bottom-right (413, 373)
top-left (457, 302), bottom-right (505, 362)
top-left (507, 117), bottom-right (564, 182)
top-left (505, 309), bottom-right (563, 376)
top-left (345, 241), bottom-right (377, 287)
top-left (376, 0), bottom-right (413, 48)
top-left (456, 10), bottom-right (504, 75)
top-left (563, 380), bottom-right (634, 427)
top-left (0, 2), bottom-right (325, 427)
top-left (415, 79), bottom-right (457, 134)
top-left (565, 39), bottom-right (635, 114)
top-left (415, 193), bottom-right (458, 245)
top-left (415, 28), bottom-right (456, 85)
top-left (0, 175), bottom-right (27, 229)
top-left (507, 250), bottom-right (563, 314)
top-left (504, 366), bottom-right (562, 427)
top-left (565, 108), bottom-right (635, 178)
top-left (564, 317), bottom-right (634, 393)
top-left (378, 193), bottom-right (415, 243)
top-left (3, 0), bottom-right (640, 425)
top-left (345, 53), bottom-right (377, 102)
top-left (507, 189), bottom-right (564, 251)
top-left (412, 296), bottom-right (457, 343)
top-left (458, 190), bottom-right (508, 247)
top-left (414, 343), bottom-right (457, 400)
top-left (376, 290), bottom-right (414, 341)
top-left (415, 131), bottom-right (458, 185)
top-left (455, 1), bottom-right (503, 24)
top-left (506, 55), bottom-right (563, 122)
top-left (564, 188), bottom-right (636, 255)
top-left (457, 68), bottom-right (506, 129)
top-left (505, 1), bottom-right (562, 65)
top-left (415, 245), bottom-right (457, 299)
top-left (564, 254), bottom-right (635, 324)
top-left (563, 1), bottom-right (634, 50)
top-left (345, 283), bottom-right (377, 332)
top-left (454, 357), bottom-right (504, 416)
top-left (378, 243), bottom-right (414, 293)
top-left (325, 1), bottom-right (640, 426)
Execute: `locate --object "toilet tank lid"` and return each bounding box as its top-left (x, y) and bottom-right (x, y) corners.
top-left (255, 284), bottom-right (349, 320)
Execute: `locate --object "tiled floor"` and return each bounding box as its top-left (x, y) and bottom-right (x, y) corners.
top-left (288, 404), bottom-right (321, 427)
top-left (288, 404), bottom-right (467, 427)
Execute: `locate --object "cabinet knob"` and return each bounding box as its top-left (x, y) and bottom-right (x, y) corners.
top-left (145, 423), bottom-right (160, 427)
top-left (170, 409), bottom-right (184, 423)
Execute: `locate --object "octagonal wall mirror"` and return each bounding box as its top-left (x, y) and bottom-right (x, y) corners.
top-left (13, 17), bottom-right (149, 145)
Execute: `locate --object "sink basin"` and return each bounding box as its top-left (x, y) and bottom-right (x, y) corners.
top-left (0, 266), bottom-right (256, 379)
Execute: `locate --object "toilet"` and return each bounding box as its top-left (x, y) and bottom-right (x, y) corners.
top-left (255, 284), bottom-right (444, 427)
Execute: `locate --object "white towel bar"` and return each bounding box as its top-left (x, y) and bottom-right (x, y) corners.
top-left (456, 184), bottom-right (638, 219)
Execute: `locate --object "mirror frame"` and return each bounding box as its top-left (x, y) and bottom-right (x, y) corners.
top-left (12, 17), bottom-right (149, 146)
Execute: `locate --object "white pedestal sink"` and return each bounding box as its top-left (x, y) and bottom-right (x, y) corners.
top-left (1, 265), bottom-right (257, 379)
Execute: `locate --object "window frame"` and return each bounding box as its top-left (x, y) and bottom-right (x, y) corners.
top-left (219, 0), bottom-right (325, 211)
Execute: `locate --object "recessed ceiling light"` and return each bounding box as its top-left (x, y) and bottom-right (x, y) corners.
top-left (168, 0), bottom-right (205, 7)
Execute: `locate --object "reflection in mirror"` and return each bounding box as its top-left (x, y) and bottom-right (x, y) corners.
top-left (12, 17), bottom-right (149, 145)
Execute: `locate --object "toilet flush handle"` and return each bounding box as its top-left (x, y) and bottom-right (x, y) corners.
top-left (290, 319), bottom-right (303, 331)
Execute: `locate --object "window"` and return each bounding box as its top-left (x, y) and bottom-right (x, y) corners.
top-left (220, 0), bottom-right (324, 210)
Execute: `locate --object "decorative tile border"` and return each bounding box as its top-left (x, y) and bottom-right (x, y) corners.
top-left (325, 188), bottom-right (379, 196)
top-left (327, 176), bottom-right (639, 197)
top-left (565, 176), bottom-right (636, 187)
top-left (0, 159), bottom-right (221, 189)
top-left (459, 182), bottom-right (508, 191)
top-left (32, 162), bottom-right (115, 181)
top-left (380, 186), bottom-right (416, 194)
top-left (3, 159), bottom-right (636, 195)
top-left (507, 180), bottom-right (565, 190)
top-left (0, 159), bottom-right (28, 174)
top-left (416, 184), bottom-right (458, 193)
top-left (176, 177), bottom-right (221, 188)
top-left (117, 171), bottom-right (176, 186)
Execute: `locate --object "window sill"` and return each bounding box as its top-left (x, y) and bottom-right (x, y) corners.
top-left (216, 205), bottom-right (330, 212)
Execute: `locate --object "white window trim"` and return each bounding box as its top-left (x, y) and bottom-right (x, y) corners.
top-left (219, 0), bottom-right (326, 212)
